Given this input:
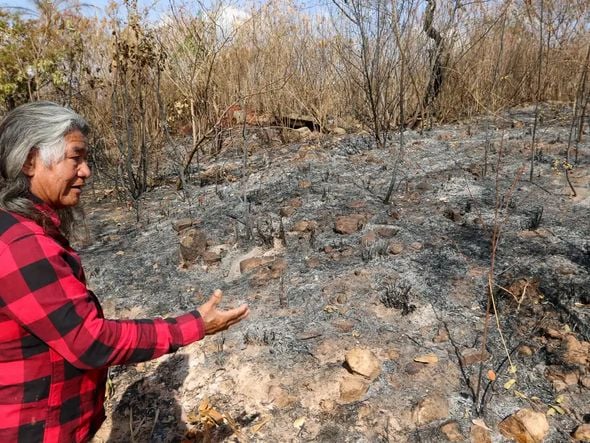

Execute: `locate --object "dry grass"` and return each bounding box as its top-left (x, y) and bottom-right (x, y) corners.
top-left (1, 0), bottom-right (587, 188)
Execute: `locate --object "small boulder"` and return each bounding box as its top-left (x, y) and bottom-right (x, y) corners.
top-left (440, 421), bottom-right (464, 441)
top-left (375, 226), bottom-right (399, 238)
top-left (470, 423), bottom-right (492, 443)
top-left (460, 348), bottom-right (491, 366)
top-left (335, 214), bottom-right (365, 235)
top-left (173, 217), bottom-right (195, 232)
top-left (498, 408), bottom-right (549, 443)
top-left (412, 394), bottom-right (449, 425)
top-left (279, 206), bottom-right (296, 217)
top-left (387, 242), bottom-right (404, 255)
top-left (202, 250), bottom-right (221, 265)
top-left (572, 424), bottom-right (590, 441)
top-left (239, 256), bottom-right (275, 274)
top-left (339, 375), bottom-right (369, 403)
top-left (345, 348), bottom-right (381, 380)
top-left (179, 228), bottom-right (207, 263)
top-left (293, 220), bottom-right (318, 233)
top-left (518, 345), bottom-right (533, 356)
top-left (562, 335), bottom-right (589, 366)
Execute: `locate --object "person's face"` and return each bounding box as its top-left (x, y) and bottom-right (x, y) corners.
top-left (24, 130), bottom-right (91, 208)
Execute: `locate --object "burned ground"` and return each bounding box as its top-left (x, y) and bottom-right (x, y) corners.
top-left (87, 105), bottom-right (588, 442)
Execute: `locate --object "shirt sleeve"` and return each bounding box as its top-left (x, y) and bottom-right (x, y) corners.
top-left (0, 233), bottom-right (205, 370)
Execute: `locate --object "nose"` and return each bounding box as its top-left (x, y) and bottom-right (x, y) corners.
top-left (78, 160), bottom-right (91, 179)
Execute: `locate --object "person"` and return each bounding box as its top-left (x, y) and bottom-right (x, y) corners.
top-left (0, 101), bottom-right (249, 442)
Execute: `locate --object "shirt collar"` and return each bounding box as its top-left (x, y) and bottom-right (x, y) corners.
top-left (28, 193), bottom-right (62, 228)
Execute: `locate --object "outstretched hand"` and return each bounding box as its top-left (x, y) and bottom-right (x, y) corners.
top-left (197, 289), bottom-right (249, 335)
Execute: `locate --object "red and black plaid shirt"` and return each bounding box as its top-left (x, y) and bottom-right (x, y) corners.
top-left (0, 204), bottom-right (205, 442)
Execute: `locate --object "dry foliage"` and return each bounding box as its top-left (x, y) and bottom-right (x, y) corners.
top-left (1, 0), bottom-right (587, 195)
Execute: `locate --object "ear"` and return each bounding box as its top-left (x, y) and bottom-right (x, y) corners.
top-left (22, 149), bottom-right (38, 177)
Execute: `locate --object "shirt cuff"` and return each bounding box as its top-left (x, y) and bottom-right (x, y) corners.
top-left (170, 310), bottom-right (205, 348)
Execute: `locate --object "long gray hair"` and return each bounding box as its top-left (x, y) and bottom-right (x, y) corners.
top-left (0, 101), bottom-right (90, 239)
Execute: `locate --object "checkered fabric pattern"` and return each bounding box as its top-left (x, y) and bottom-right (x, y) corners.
top-left (0, 205), bottom-right (205, 442)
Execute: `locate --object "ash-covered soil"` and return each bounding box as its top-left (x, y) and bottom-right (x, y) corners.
top-left (87, 104), bottom-right (589, 442)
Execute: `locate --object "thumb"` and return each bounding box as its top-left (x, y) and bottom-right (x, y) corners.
top-left (208, 289), bottom-right (223, 307)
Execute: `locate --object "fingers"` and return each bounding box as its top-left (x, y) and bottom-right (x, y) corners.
top-left (221, 304), bottom-right (249, 322)
top-left (216, 305), bottom-right (249, 331)
top-left (201, 289), bottom-right (222, 309)
top-left (210, 289), bottom-right (222, 306)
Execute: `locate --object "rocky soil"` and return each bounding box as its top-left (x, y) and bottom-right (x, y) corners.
top-left (87, 104), bottom-right (589, 443)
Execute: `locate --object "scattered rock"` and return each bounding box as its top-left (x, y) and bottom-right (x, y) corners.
top-left (202, 250), bottom-right (221, 265)
top-left (545, 366), bottom-right (579, 386)
top-left (470, 423), bottom-right (492, 443)
top-left (305, 256), bottom-right (321, 268)
top-left (334, 214), bottom-right (366, 234)
top-left (562, 335), bottom-right (589, 366)
top-left (332, 319), bottom-right (354, 333)
top-left (329, 126), bottom-right (346, 135)
top-left (298, 179), bottom-right (312, 189)
top-left (360, 231), bottom-right (377, 246)
top-left (387, 242), bottom-right (404, 255)
top-left (279, 206), bottom-right (296, 217)
top-left (545, 327), bottom-right (563, 339)
top-left (344, 348), bottom-right (381, 380)
top-left (443, 207), bottom-right (463, 223)
top-left (375, 226), bottom-right (399, 238)
top-left (440, 421), bottom-right (464, 441)
top-left (572, 424), bottom-right (590, 441)
top-left (172, 217), bottom-right (195, 232)
top-left (518, 345), bottom-right (533, 356)
top-left (581, 375), bottom-right (590, 389)
top-left (460, 348), bottom-right (491, 366)
top-left (239, 256), bottom-right (275, 274)
top-left (347, 200), bottom-right (366, 209)
top-left (250, 258), bottom-right (288, 285)
top-left (410, 242), bottom-right (423, 251)
top-left (293, 220), bottom-right (317, 233)
top-left (412, 394), bottom-right (449, 425)
top-left (498, 408), bottom-right (549, 443)
top-left (339, 375), bottom-right (369, 403)
top-left (414, 354), bottom-right (439, 364)
top-left (179, 228), bottom-right (207, 263)
top-left (288, 197), bottom-right (303, 208)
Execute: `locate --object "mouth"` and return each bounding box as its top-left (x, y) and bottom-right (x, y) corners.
top-left (70, 184), bottom-right (84, 192)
